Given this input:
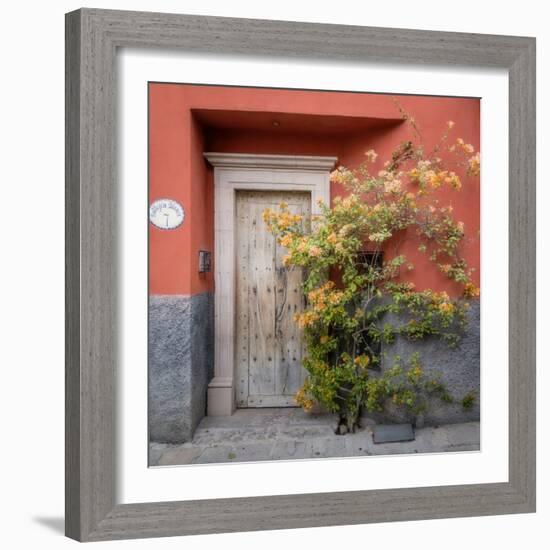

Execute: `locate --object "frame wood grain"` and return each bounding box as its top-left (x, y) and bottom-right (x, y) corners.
top-left (65, 8), bottom-right (536, 542)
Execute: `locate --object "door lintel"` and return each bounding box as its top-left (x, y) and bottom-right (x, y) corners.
top-left (204, 152), bottom-right (338, 171)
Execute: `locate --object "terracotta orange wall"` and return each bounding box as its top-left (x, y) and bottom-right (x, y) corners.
top-left (149, 83), bottom-right (479, 297)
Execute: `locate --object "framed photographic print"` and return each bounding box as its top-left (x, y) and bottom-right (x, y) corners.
top-left (65, 8), bottom-right (536, 542)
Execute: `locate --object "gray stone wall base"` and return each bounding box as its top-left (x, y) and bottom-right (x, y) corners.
top-left (149, 293), bottom-right (214, 444)
top-left (366, 299), bottom-right (480, 426)
top-left (149, 293), bottom-right (477, 441)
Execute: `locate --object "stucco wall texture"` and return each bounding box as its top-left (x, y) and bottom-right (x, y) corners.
top-left (149, 83), bottom-right (480, 298)
top-left (375, 300), bottom-right (480, 426)
top-left (149, 293), bottom-right (214, 443)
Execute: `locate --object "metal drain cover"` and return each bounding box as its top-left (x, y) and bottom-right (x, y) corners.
top-left (373, 423), bottom-right (415, 444)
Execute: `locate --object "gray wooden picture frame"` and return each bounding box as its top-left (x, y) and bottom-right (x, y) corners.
top-left (65, 8), bottom-right (536, 542)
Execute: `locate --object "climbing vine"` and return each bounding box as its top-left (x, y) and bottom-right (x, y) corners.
top-left (263, 112), bottom-right (480, 433)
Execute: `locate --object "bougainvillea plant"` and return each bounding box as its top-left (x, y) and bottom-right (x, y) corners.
top-left (263, 114), bottom-right (480, 433)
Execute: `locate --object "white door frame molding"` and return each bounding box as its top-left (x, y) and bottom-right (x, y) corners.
top-left (203, 153), bottom-right (337, 416)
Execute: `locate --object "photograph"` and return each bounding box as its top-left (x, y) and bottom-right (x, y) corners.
top-left (147, 84), bottom-right (482, 466)
top-left (1, 0), bottom-right (540, 546)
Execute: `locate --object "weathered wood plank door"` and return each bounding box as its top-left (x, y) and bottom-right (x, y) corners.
top-left (236, 190), bottom-right (310, 408)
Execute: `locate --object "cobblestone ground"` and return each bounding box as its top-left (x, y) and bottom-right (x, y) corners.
top-left (149, 408), bottom-right (480, 466)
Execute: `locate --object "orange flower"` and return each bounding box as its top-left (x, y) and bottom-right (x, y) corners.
top-left (354, 355), bottom-right (370, 368)
top-left (364, 149), bottom-right (378, 163)
top-left (295, 387), bottom-right (314, 412)
top-left (279, 234), bottom-right (293, 247)
top-left (297, 239), bottom-right (308, 253)
top-left (294, 311), bottom-right (318, 328)
top-left (439, 302), bottom-right (455, 314)
top-left (468, 152), bottom-right (480, 176)
top-left (327, 232), bottom-right (338, 245)
top-left (463, 282), bottom-right (480, 298)
top-left (309, 246), bottom-right (322, 257)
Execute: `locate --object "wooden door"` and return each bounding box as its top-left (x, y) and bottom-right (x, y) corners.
top-left (236, 190), bottom-right (310, 408)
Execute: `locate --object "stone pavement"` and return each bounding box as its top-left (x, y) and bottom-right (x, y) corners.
top-left (149, 408), bottom-right (480, 467)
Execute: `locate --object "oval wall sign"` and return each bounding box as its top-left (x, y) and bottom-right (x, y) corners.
top-left (149, 199), bottom-right (185, 229)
